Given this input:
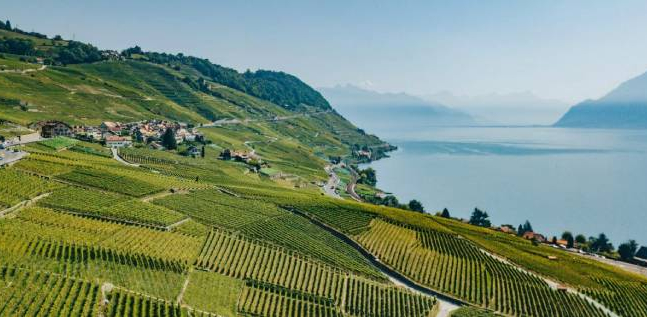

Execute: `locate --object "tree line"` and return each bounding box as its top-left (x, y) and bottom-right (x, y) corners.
top-left (458, 207), bottom-right (644, 262)
top-left (0, 19), bottom-right (102, 65)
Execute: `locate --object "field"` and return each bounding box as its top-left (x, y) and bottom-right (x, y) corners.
top-left (39, 136), bottom-right (78, 150)
top-left (0, 168), bottom-right (59, 209)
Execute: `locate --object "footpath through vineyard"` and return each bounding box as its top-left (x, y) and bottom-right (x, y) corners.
top-left (285, 207), bottom-right (464, 317)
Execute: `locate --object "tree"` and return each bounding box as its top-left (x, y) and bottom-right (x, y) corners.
top-left (161, 128), bottom-right (177, 150)
top-left (562, 231), bottom-right (574, 248)
top-left (618, 240), bottom-right (638, 261)
top-left (469, 208), bottom-right (491, 228)
top-left (575, 234), bottom-right (587, 245)
top-left (5, 20), bottom-right (11, 31)
top-left (122, 45), bottom-right (143, 57)
top-left (552, 236), bottom-right (558, 244)
top-left (440, 208), bottom-right (450, 218)
top-left (358, 167), bottom-right (377, 186)
top-left (200, 145), bottom-right (205, 158)
top-left (590, 233), bottom-right (614, 253)
top-left (517, 220), bottom-right (533, 236)
top-left (381, 195), bottom-right (400, 208)
top-left (408, 200), bottom-right (424, 213)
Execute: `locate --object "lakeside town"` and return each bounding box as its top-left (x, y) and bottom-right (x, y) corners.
top-left (0, 119), bottom-right (265, 167)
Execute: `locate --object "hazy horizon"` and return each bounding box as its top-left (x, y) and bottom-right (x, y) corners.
top-left (4, 1), bottom-right (647, 104)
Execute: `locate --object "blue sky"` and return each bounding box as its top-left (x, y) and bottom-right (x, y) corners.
top-left (4, 0), bottom-right (647, 102)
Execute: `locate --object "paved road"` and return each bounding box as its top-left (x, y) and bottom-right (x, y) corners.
top-left (203, 110), bottom-right (332, 127)
top-left (345, 168), bottom-right (363, 202)
top-left (0, 149), bottom-right (27, 166)
top-left (111, 148), bottom-right (140, 167)
top-left (322, 165), bottom-right (342, 199)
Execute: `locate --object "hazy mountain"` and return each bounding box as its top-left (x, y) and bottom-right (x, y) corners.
top-left (555, 71), bottom-right (647, 128)
top-left (424, 91), bottom-right (569, 126)
top-left (320, 85), bottom-right (473, 135)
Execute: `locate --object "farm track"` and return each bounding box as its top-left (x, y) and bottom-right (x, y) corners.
top-left (0, 64), bottom-right (47, 74)
top-left (111, 147), bottom-right (140, 167)
top-left (0, 192), bottom-right (51, 218)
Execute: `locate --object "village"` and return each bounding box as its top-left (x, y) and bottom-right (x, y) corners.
top-left (0, 119), bottom-right (265, 167)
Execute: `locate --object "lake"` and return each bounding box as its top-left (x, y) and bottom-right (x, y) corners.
top-left (361, 125), bottom-right (647, 246)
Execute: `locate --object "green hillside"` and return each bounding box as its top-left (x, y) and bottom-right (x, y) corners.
top-left (1, 22), bottom-right (646, 317)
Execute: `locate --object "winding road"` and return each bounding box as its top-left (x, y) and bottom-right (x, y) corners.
top-left (322, 165), bottom-right (342, 199)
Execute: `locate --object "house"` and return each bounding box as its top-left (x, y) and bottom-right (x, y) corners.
top-left (105, 135), bottom-right (132, 148)
top-left (100, 121), bottom-right (122, 134)
top-left (375, 192), bottom-right (387, 199)
top-left (187, 146), bottom-right (201, 157)
top-left (356, 150), bottom-right (371, 158)
top-left (100, 50), bottom-right (123, 60)
top-left (498, 225), bottom-right (516, 234)
top-left (555, 239), bottom-right (569, 247)
top-left (522, 231), bottom-right (546, 243)
top-left (220, 149), bottom-right (232, 160)
top-left (32, 121), bottom-right (73, 138)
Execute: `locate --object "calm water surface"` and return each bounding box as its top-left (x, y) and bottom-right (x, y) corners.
top-left (362, 126), bottom-right (647, 246)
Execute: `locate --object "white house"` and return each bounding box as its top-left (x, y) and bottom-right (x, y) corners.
top-left (105, 135), bottom-right (132, 148)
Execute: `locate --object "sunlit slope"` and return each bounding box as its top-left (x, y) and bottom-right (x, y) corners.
top-left (0, 142), bottom-right (438, 317)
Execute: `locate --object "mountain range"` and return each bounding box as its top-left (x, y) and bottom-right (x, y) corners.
top-left (319, 85), bottom-right (473, 134)
top-left (424, 91), bottom-right (569, 126)
top-left (555, 71), bottom-right (647, 128)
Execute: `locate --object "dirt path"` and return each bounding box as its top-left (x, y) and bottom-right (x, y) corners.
top-left (98, 282), bottom-right (114, 317)
top-left (0, 192), bottom-right (51, 218)
top-left (140, 190), bottom-right (177, 202)
top-left (0, 64), bottom-right (47, 74)
top-left (166, 217), bottom-right (191, 230)
top-left (176, 268), bottom-right (193, 304)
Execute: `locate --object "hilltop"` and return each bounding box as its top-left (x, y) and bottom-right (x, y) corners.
top-left (555, 70), bottom-right (647, 128)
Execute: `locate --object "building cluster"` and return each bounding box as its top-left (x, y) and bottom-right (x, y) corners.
top-left (219, 148), bottom-right (263, 164)
top-left (30, 120), bottom-right (203, 148)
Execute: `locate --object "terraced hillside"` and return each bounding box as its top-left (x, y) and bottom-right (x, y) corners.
top-left (0, 139), bottom-right (645, 316)
top-left (0, 144), bottom-right (440, 317)
top-left (2, 23), bottom-right (646, 317)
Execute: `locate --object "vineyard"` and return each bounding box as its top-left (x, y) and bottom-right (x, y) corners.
top-left (354, 218), bottom-right (609, 317)
top-left (105, 287), bottom-right (217, 317)
top-left (154, 189), bottom-right (381, 277)
top-left (581, 277), bottom-right (647, 317)
top-left (238, 280), bottom-right (343, 317)
top-left (39, 187), bottom-right (186, 228)
top-left (196, 229), bottom-right (438, 316)
top-left (0, 266), bottom-right (99, 316)
top-left (0, 168), bottom-right (58, 209)
top-left (57, 167), bottom-right (165, 196)
top-left (0, 132), bottom-right (644, 317)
